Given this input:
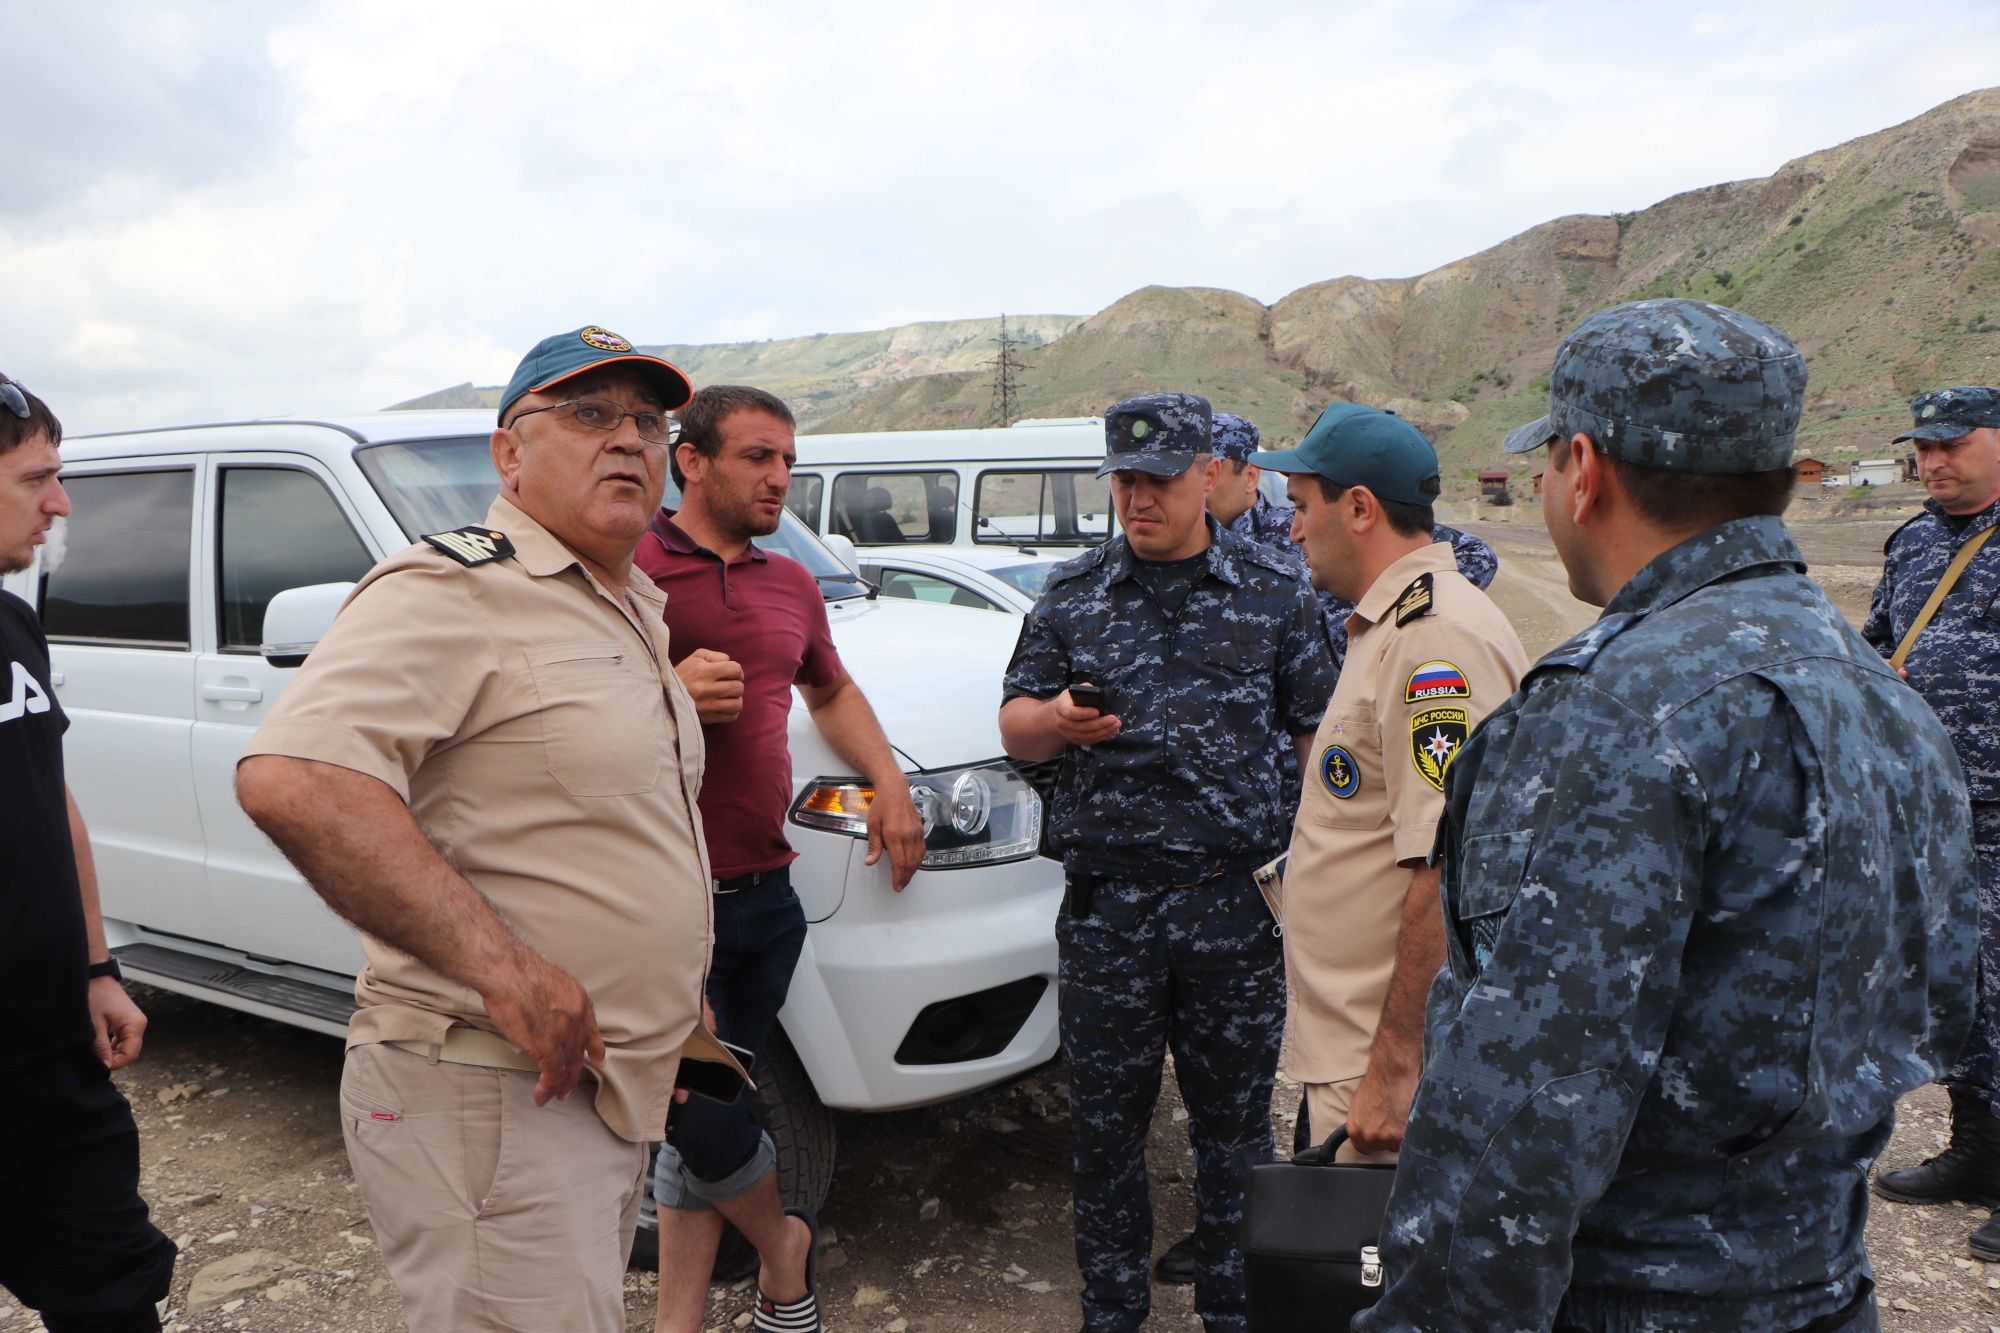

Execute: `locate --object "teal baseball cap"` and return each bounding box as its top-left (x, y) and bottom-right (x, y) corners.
top-left (498, 326), bottom-right (693, 425)
top-left (1255, 402), bottom-right (1441, 506)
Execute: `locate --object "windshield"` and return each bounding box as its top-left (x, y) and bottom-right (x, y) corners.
top-left (990, 561), bottom-right (1060, 599)
top-left (354, 434), bottom-right (869, 600)
top-left (973, 470), bottom-right (1112, 546)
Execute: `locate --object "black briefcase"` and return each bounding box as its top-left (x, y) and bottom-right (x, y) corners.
top-left (1243, 1126), bottom-right (1396, 1332)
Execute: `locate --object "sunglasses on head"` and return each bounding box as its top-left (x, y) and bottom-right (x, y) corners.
top-left (0, 379), bottom-right (28, 420)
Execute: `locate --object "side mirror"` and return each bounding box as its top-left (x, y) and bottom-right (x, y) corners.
top-left (821, 533), bottom-right (861, 573)
top-left (260, 582), bottom-right (356, 667)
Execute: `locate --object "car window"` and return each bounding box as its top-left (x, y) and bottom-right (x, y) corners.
top-left (355, 433), bottom-right (869, 601)
top-left (874, 569), bottom-right (1002, 613)
top-left (786, 473), bottom-right (823, 529)
top-left (974, 470), bottom-right (1111, 545)
top-left (830, 471), bottom-right (958, 545)
top-left (217, 468), bottom-right (376, 651)
top-left (990, 561), bottom-right (1059, 599)
top-left (353, 433), bottom-right (505, 538)
top-left (40, 470), bottom-right (195, 647)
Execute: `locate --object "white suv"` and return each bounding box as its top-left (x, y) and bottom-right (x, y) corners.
top-left (2, 409), bottom-right (1063, 1209)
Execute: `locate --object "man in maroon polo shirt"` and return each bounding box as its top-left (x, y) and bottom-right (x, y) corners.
top-left (635, 384), bottom-right (925, 1333)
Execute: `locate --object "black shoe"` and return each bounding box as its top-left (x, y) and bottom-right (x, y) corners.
top-left (1874, 1086), bottom-right (2000, 1209)
top-left (1974, 1209), bottom-right (2000, 1262)
top-left (628, 1220), bottom-right (659, 1272)
top-left (1153, 1232), bottom-right (1198, 1285)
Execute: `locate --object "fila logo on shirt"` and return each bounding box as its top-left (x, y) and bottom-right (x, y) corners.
top-left (0, 660), bottom-right (52, 725)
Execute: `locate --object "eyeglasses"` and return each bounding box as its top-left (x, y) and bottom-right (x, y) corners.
top-left (0, 379), bottom-right (29, 420)
top-left (507, 396), bottom-right (680, 446)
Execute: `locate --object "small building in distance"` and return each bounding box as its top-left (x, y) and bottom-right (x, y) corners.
top-left (1851, 459), bottom-right (1903, 488)
top-left (1479, 470), bottom-right (1511, 496)
top-left (1532, 471), bottom-right (1545, 495)
top-left (1793, 457), bottom-right (1827, 485)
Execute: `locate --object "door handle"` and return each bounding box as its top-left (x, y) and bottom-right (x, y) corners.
top-left (200, 683), bottom-right (264, 703)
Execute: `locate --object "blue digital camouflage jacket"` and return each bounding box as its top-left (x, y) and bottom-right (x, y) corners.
top-left (1864, 497), bottom-right (2000, 803)
top-left (1358, 517), bottom-right (1976, 1333)
top-left (1003, 519), bottom-right (1336, 879)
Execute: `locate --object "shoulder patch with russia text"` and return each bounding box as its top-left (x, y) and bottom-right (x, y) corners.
top-left (1406, 660), bottom-right (1470, 702)
top-left (423, 526), bottom-right (515, 567)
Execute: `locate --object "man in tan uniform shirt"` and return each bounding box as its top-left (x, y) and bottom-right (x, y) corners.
top-left (1258, 404), bottom-right (1527, 1164)
top-left (237, 328), bottom-right (769, 1332)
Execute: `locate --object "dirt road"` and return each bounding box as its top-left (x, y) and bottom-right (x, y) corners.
top-left (4, 986), bottom-right (1991, 1333)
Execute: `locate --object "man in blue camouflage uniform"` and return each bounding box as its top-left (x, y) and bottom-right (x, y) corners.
top-left (1204, 410), bottom-right (1500, 671)
top-left (1865, 386), bottom-right (2000, 1259)
top-left (999, 392), bottom-right (1337, 1333)
top-left (1357, 300), bottom-right (1977, 1333)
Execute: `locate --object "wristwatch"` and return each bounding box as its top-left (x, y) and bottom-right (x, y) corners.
top-left (87, 958), bottom-right (123, 983)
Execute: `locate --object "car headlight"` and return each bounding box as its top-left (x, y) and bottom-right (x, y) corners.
top-left (791, 760), bottom-right (1043, 869)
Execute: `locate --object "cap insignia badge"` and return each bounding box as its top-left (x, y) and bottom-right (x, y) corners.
top-left (579, 326), bottom-right (634, 353)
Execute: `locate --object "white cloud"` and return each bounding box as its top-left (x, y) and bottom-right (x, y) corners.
top-left (0, 0), bottom-right (1996, 433)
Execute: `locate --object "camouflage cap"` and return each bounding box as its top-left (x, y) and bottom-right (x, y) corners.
top-left (1502, 298), bottom-right (1807, 475)
top-left (1894, 386), bottom-right (2000, 443)
top-left (1099, 392), bottom-right (1214, 478)
top-left (1210, 412), bottom-right (1261, 464)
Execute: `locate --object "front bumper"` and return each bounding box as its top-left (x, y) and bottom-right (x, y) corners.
top-left (780, 838), bottom-right (1062, 1111)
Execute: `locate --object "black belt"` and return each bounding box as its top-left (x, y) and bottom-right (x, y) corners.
top-left (713, 869), bottom-right (778, 895)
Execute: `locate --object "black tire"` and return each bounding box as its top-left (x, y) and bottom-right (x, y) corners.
top-left (712, 1026), bottom-right (837, 1280)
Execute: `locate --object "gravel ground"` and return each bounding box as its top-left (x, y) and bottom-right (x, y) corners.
top-left (2, 502), bottom-right (1978, 1332)
top-left (0, 987), bottom-right (1990, 1333)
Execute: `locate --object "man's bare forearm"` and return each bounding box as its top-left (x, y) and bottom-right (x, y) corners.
top-left (804, 674), bottom-right (907, 791)
top-left (999, 695), bottom-right (1064, 761)
top-left (236, 755), bottom-right (533, 993)
top-left (1367, 862), bottom-right (1446, 1081)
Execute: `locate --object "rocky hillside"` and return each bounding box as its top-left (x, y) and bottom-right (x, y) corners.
top-left (819, 87), bottom-right (2000, 481)
top-left (395, 88), bottom-right (2000, 483)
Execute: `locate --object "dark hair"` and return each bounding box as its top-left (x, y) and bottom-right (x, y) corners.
top-left (1551, 436), bottom-right (1795, 528)
top-left (673, 385), bottom-right (796, 489)
top-left (1312, 474), bottom-right (1437, 538)
top-left (0, 376), bottom-right (62, 456)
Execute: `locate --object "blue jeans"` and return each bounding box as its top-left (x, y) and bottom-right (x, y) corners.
top-left (653, 867), bottom-right (808, 1211)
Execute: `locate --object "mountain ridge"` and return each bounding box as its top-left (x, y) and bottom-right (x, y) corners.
top-left (393, 87), bottom-right (2000, 479)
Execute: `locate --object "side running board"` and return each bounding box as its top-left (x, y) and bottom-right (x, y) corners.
top-left (113, 942), bottom-right (357, 1039)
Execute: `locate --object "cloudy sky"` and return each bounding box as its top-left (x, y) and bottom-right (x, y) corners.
top-left (3, 0), bottom-right (1998, 433)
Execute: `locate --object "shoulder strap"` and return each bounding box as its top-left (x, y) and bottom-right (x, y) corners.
top-left (1891, 525), bottom-right (1996, 669)
top-left (1393, 572), bottom-right (1435, 626)
top-left (421, 525), bottom-right (514, 567)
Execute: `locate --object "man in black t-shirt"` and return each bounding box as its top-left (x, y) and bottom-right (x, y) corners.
top-left (0, 374), bottom-right (176, 1332)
